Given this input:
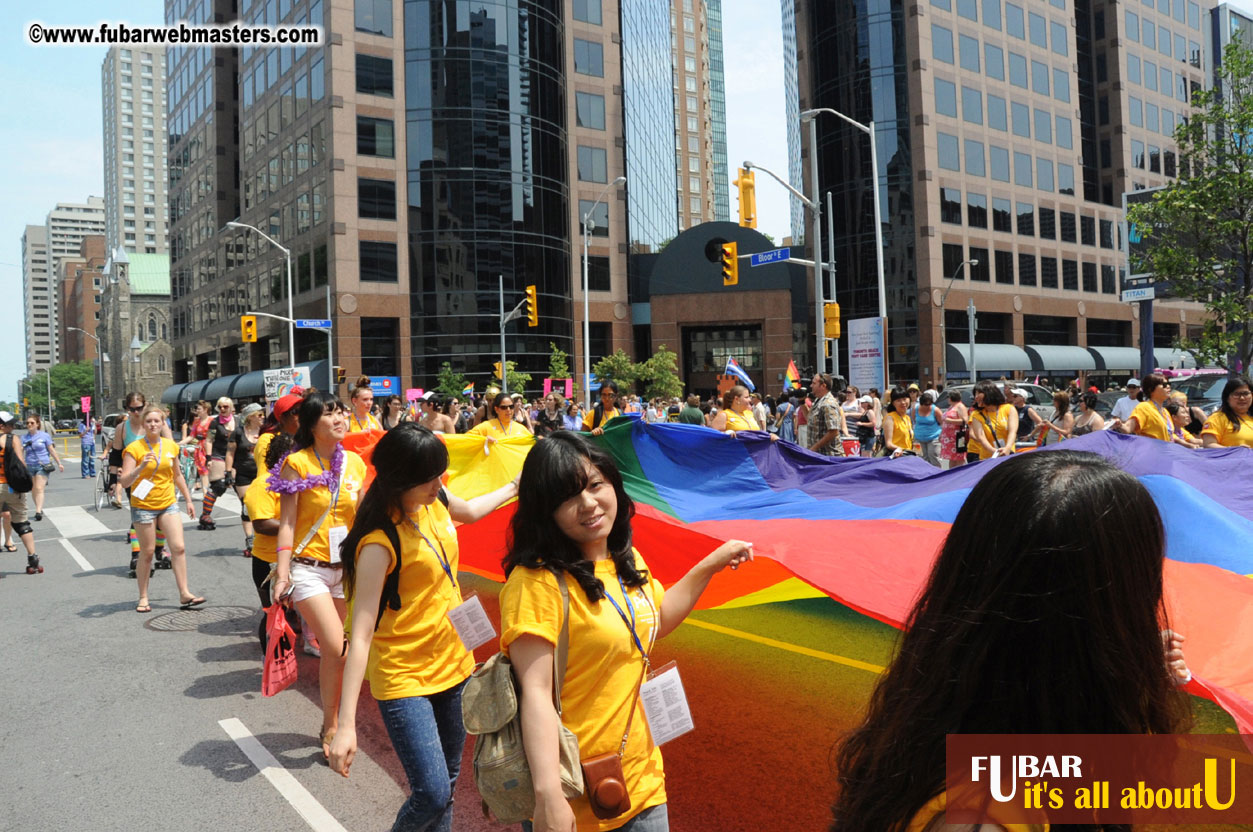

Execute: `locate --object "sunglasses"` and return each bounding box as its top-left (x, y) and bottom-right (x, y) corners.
top-left (128, 406), bottom-right (143, 412)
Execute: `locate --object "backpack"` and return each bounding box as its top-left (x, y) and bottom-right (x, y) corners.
top-left (463, 574), bottom-right (584, 823)
top-left (373, 489), bottom-right (450, 632)
top-left (3, 434), bottom-right (33, 494)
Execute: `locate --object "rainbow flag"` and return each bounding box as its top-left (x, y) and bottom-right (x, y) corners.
top-left (348, 423), bottom-right (1253, 733)
top-left (462, 382), bottom-right (474, 396)
top-left (784, 359), bottom-right (801, 390)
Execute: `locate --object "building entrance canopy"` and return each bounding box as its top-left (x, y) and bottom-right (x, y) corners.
top-left (945, 343), bottom-right (1032, 373)
top-left (160, 360), bottom-right (330, 405)
top-left (1023, 345), bottom-right (1097, 372)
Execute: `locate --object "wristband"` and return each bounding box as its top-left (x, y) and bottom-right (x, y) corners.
top-left (276, 546), bottom-right (292, 553)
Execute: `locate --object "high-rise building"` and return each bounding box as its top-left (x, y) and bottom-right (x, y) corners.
top-left (102, 46), bottom-right (169, 255)
top-left (22, 225), bottom-right (50, 377)
top-left (792, 0), bottom-right (1211, 383)
top-left (781, 0), bottom-right (805, 243)
top-left (1212, 3), bottom-right (1252, 86)
top-left (670, 0), bottom-right (729, 229)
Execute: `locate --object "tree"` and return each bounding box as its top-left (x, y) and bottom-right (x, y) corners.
top-left (592, 349), bottom-right (638, 388)
top-left (21, 361), bottom-right (96, 421)
top-left (1126, 37), bottom-right (1253, 372)
top-left (547, 342), bottom-right (571, 380)
top-left (636, 345), bottom-right (685, 399)
top-left (434, 361), bottom-right (470, 399)
top-left (493, 361), bottom-right (532, 397)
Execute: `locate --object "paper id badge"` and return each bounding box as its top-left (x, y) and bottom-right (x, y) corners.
top-left (131, 478), bottom-right (154, 500)
top-left (639, 660), bottom-right (694, 745)
top-left (327, 525), bottom-right (348, 564)
top-left (447, 593), bottom-right (497, 650)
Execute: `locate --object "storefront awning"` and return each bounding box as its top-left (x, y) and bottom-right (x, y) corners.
top-left (946, 343), bottom-right (1032, 373)
top-left (1154, 348), bottom-right (1197, 370)
top-left (203, 370), bottom-right (268, 401)
top-left (1023, 345), bottom-right (1097, 372)
top-left (160, 360), bottom-right (332, 408)
top-left (160, 382), bottom-right (189, 404)
top-left (1086, 346), bottom-right (1143, 371)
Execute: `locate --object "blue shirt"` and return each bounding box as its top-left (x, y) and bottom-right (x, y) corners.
top-left (912, 405), bottom-right (943, 442)
top-left (22, 430), bottom-right (54, 467)
top-left (79, 421), bottom-right (95, 447)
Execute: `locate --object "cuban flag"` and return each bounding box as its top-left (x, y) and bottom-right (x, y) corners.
top-left (723, 357), bottom-right (756, 392)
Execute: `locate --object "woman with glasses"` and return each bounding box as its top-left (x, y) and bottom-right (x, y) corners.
top-left (1201, 375), bottom-right (1253, 448)
top-left (1115, 373), bottom-right (1174, 442)
top-left (468, 392), bottom-right (533, 442)
top-left (380, 394), bottom-right (407, 431)
top-left (115, 392), bottom-right (174, 574)
top-left (21, 413), bottom-right (62, 521)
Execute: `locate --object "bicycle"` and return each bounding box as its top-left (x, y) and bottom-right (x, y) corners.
top-left (94, 463), bottom-right (113, 512)
top-left (179, 445), bottom-right (198, 493)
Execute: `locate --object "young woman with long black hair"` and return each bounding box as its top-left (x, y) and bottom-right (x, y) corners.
top-left (502, 432), bottom-right (752, 831)
top-left (829, 450), bottom-right (1191, 831)
top-left (327, 424), bottom-right (518, 831)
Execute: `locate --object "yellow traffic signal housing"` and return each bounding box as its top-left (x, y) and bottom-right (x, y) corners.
top-left (335, 366), bottom-right (346, 385)
top-left (824, 302), bottom-right (841, 339)
top-left (525, 284), bottom-right (538, 327)
top-left (493, 362), bottom-right (504, 379)
top-left (240, 315), bottom-right (258, 343)
top-left (721, 242), bottom-right (739, 286)
top-left (734, 168), bottom-right (757, 228)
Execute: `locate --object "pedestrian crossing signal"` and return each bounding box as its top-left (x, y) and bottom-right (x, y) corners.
top-left (721, 242), bottom-right (738, 286)
top-left (240, 315), bottom-right (258, 343)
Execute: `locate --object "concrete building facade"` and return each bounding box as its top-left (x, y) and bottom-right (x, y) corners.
top-left (102, 45), bottom-right (169, 255)
top-left (22, 225), bottom-right (51, 377)
top-left (670, 0), bottom-right (730, 229)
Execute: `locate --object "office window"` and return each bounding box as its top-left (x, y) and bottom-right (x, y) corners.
top-left (1158, 24), bottom-right (1172, 56)
top-left (1147, 102), bottom-right (1160, 133)
top-left (1189, 39), bottom-right (1201, 67)
top-left (990, 145), bottom-right (1010, 181)
top-left (935, 78), bottom-right (958, 117)
top-left (1165, 150), bottom-right (1177, 177)
top-left (1144, 19), bottom-right (1156, 50)
top-left (1082, 261), bottom-right (1097, 292)
top-left (962, 86), bottom-right (983, 124)
top-left (1056, 115), bottom-right (1072, 149)
top-left (1099, 96), bottom-right (1110, 125)
top-left (941, 187), bottom-right (964, 223)
top-left (1149, 145), bottom-right (1161, 173)
top-left (1019, 252), bottom-right (1037, 285)
top-left (1014, 152), bottom-right (1033, 187)
top-left (1163, 108), bottom-right (1175, 136)
top-left (359, 241), bottom-right (398, 281)
top-left (966, 139), bottom-right (986, 176)
top-left (578, 145), bottom-right (608, 181)
top-left (984, 0), bottom-right (1002, 29)
top-left (1126, 11), bottom-right (1139, 41)
top-left (1031, 60), bottom-right (1049, 95)
top-left (1012, 102), bottom-right (1030, 137)
top-left (1037, 158), bottom-right (1054, 191)
top-left (358, 178), bottom-right (396, 219)
top-left (1051, 21), bottom-right (1068, 55)
top-left (970, 250), bottom-right (991, 281)
top-left (355, 0), bottom-right (392, 36)
top-left (992, 197), bottom-right (1013, 231)
top-left (958, 0), bottom-right (978, 20)
top-left (960, 35), bottom-right (981, 71)
top-left (586, 255), bottom-right (611, 292)
top-left (995, 249), bottom-right (1015, 284)
top-left (1131, 139), bottom-right (1146, 168)
top-left (1102, 264), bottom-right (1117, 294)
top-left (1062, 259), bottom-right (1079, 290)
top-left (574, 0), bottom-right (602, 24)
top-left (1146, 59), bottom-right (1159, 91)
top-left (576, 92), bottom-right (606, 129)
top-left (1034, 109), bottom-right (1052, 143)
top-left (1041, 256), bottom-right (1059, 288)
top-left (1009, 52), bottom-right (1028, 88)
top-left (1006, 3), bottom-right (1025, 38)
top-left (1053, 69), bottom-right (1070, 102)
top-left (985, 43), bottom-right (1005, 79)
top-left (968, 192), bottom-right (989, 227)
top-left (1058, 163), bottom-right (1075, 195)
top-left (938, 132), bottom-right (961, 170)
top-left (933, 0), bottom-right (952, 9)
top-left (1127, 53), bottom-right (1141, 85)
top-left (580, 200), bottom-right (609, 236)
top-left (356, 54), bottom-right (393, 97)
top-left (1097, 53), bottom-right (1107, 82)
top-left (1175, 33), bottom-right (1186, 61)
top-left (1060, 211), bottom-right (1077, 242)
top-left (933, 25), bottom-right (955, 63)
top-left (943, 243), bottom-right (966, 279)
top-left (356, 116), bottom-right (394, 157)
top-left (360, 317), bottom-right (399, 377)
top-left (1100, 218), bottom-right (1114, 248)
top-left (574, 39), bottom-right (605, 76)
top-left (988, 94), bottom-right (1007, 130)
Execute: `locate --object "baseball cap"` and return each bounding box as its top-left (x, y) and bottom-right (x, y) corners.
top-left (858, 395), bottom-right (872, 403)
top-left (908, 383), bottom-right (920, 391)
top-left (273, 391), bottom-right (304, 419)
top-left (1011, 388), bottom-right (1029, 398)
top-left (1126, 378), bottom-right (1141, 387)
top-left (0, 410), bottom-right (13, 426)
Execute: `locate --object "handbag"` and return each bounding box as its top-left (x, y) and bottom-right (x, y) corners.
top-left (261, 604), bottom-right (298, 697)
top-left (580, 659), bottom-right (646, 820)
top-left (42, 462), bottom-right (55, 475)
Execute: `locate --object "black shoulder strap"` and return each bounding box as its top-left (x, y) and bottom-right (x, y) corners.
top-left (437, 487), bottom-right (449, 507)
top-left (592, 402), bottom-right (604, 429)
top-left (374, 522), bottom-right (405, 632)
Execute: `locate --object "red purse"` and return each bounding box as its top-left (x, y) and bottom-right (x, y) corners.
top-left (261, 604), bottom-right (298, 697)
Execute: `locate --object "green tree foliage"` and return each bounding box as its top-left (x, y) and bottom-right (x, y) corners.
top-left (636, 345), bottom-right (684, 399)
top-left (1126, 37), bottom-right (1253, 371)
top-left (493, 361), bottom-right (532, 397)
top-left (592, 349), bottom-right (638, 389)
top-left (21, 361), bottom-right (97, 420)
top-left (434, 361), bottom-right (470, 399)
top-left (547, 342), bottom-right (571, 380)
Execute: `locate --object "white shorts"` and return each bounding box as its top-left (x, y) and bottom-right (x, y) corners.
top-left (289, 560), bottom-right (344, 603)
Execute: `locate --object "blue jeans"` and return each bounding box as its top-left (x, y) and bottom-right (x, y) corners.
top-left (376, 680), bottom-right (467, 832)
top-left (523, 803), bottom-right (669, 832)
top-left (81, 446), bottom-right (96, 477)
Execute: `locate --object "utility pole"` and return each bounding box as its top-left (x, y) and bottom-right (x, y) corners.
top-left (967, 298), bottom-right (978, 382)
top-left (499, 275), bottom-right (508, 394)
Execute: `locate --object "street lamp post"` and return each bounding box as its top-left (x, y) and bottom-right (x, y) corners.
top-left (801, 108), bottom-right (888, 390)
top-left (937, 259), bottom-right (978, 385)
top-left (67, 326), bottom-right (101, 423)
top-left (581, 176), bottom-right (626, 410)
top-left (226, 221), bottom-right (294, 371)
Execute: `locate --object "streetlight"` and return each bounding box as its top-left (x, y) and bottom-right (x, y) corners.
top-left (581, 175), bottom-right (626, 410)
top-left (938, 259), bottom-right (978, 384)
top-left (67, 326), bottom-right (101, 422)
top-left (801, 107), bottom-right (887, 390)
top-left (226, 220), bottom-right (294, 371)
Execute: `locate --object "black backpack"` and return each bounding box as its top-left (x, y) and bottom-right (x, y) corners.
top-left (3, 434), bottom-right (33, 494)
top-left (374, 488), bottom-right (450, 631)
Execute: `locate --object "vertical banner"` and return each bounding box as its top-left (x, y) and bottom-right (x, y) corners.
top-left (565, 378), bottom-right (574, 399)
top-left (847, 317), bottom-right (886, 392)
top-left (543, 378), bottom-right (553, 395)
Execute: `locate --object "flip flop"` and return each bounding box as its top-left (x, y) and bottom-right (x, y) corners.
top-left (2, 544), bottom-right (16, 552)
top-left (179, 596), bottom-right (207, 610)
top-left (136, 602), bottom-right (152, 613)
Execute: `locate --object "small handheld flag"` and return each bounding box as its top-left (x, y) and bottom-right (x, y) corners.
top-left (724, 358), bottom-right (756, 392)
top-left (462, 382), bottom-right (474, 396)
top-left (784, 359), bottom-right (801, 390)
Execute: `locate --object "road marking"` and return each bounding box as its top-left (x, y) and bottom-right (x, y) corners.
top-left (42, 505), bottom-right (111, 539)
top-left (684, 618), bottom-right (886, 674)
top-left (59, 538), bottom-right (94, 571)
top-left (218, 718), bottom-right (348, 832)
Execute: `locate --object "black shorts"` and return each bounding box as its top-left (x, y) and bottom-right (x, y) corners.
top-left (108, 447), bottom-right (123, 468)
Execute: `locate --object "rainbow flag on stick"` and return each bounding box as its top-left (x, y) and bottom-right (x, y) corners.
top-left (462, 382), bottom-right (474, 396)
top-left (784, 359), bottom-right (801, 390)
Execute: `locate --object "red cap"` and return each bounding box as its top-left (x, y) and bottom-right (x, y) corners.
top-left (274, 390), bottom-right (304, 418)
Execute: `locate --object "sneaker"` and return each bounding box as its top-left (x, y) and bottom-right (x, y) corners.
top-left (34, 512), bottom-right (42, 521)
top-left (302, 634), bottom-right (321, 658)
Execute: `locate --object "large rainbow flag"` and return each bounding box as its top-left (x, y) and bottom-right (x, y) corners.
top-left (345, 421), bottom-right (1253, 733)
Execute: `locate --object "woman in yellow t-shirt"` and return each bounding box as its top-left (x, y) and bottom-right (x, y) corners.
top-left (967, 380), bottom-right (1018, 461)
top-left (502, 432), bottom-right (753, 831)
top-left (710, 385), bottom-right (777, 441)
top-left (347, 377), bottom-right (383, 434)
top-left (327, 425), bottom-right (519, 829)
top-left (1118, 373), bottom-right (1173, 442)
top-left (271, 391), bottom-right (368, 758)
top-left (118, 405), bottom-right (201, 614)
top-left (881, 387), bottom-right (915, 458)
top-left (1202, 375), bottom-right (1253, 449)
top-left (582, 380), bottom-right (622, 436)
top-left (468, 392), bottom-right (533, 442)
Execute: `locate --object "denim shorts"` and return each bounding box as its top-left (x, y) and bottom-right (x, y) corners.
top-left (131, 503), bottom-right (181, 525)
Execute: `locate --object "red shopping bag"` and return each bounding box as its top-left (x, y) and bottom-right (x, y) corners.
top-left (261, 604), bottom-right (298, 697)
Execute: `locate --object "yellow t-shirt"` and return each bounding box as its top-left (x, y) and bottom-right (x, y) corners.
top-left (1201, 410), bottom-right (1253, 449)
top-left (724, 409), bottom-right (760, 432)
top-left (500, 554), bottom-right (667, 832)
top-left (582, 406), bottom-right (622, 431)
top-left (282, 447), bottom-right (367, 562)
top-left (971, 403), bottom-right (1016, 461)
top-left (468, 419), bottom-right (530, 439)
top-left (1130, 400), bottom-right (1172, 442)
top-left (355, 499), bottom-right (475, 700)
top-left (123, 437), bottom-right (181, 510)
top-left (253, 430), bottom-right (276, 473)
top-left (887, 410), bottom-right (914, 451)
top-left (243, 478), bottom-right (281, 563)
top-left (905, 791), bottom-right (1048, 832)
top-left (347, 412), bottom-right (382, 434)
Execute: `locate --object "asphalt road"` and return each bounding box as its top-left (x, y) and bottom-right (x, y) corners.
top-left (2, 465), bottom-right (1243, 832)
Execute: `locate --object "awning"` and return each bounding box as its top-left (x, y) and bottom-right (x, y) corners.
top-left (203, 370), bottom-right (269, 401)
top-left (946, 343), bottom-right (1032, 373)
top-left (1086, 346), bottom-right (1143, 371)
top-left (160, 382), bottom-right (189, 404)
top-left (159, 360), bottom-right (333, 408)
top-left (177, 380), bottom-right (212, 404)
top-left (1023, 345), bottom-right (1097, 372)
top-left (1154, 348), bottom-right (1197, 370)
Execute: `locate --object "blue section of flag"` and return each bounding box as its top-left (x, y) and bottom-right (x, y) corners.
top-left (724, 358), bottom-right (756, 391)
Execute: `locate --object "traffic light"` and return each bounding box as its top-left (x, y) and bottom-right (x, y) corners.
top-left (721, 241), bottom-right (739, 286)
top-left (734, 168), bottom-right (757, 228)
top-left (22, 397), bottom-right (29, 408)
top-left (525, 284), bottom-right (538, 327)
top-left (335, 366), bottom-right (346, 385)
top-left (824, 302), bottom-right (841, 339)
top-left (493, 362), bottom-right (504, 379)
top-left (240, 315), bottom-right (257, 343)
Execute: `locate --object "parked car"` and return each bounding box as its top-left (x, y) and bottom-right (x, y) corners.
top-left (942, 382), bottom-right (1057, 422)
top-left (101, 412), bottom-right (124, 448)
top-left (54, 419), bottom-right (78, 433)
top-left (1170, 373), bottom-right (1227, 414)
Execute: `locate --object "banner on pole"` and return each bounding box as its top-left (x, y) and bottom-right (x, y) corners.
top-left (543, 378), bottom-right (552, 396)
top-left (847, 317), bottom-right (886, 393)
top-left (405, 387), bottom-right (423, 402)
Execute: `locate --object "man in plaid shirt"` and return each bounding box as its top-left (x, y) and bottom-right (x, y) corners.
top-left (807, 373), bottom-right (846, 456)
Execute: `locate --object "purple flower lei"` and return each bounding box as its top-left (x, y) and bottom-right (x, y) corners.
top-left (267, 443), bottom-right (344, 494)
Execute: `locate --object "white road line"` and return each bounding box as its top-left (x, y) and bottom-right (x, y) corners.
top-left (59, 538), bottom-right (94, 571)
top-left (42, 505), bottom-right (112, 539)
top-left (218, 718), bottom-right (348, 832)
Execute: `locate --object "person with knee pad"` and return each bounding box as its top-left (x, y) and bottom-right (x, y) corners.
top-left (227, 403), bottom-right (264, 555)
top-left (200, 397), bottom-right (237, 531)
top-left (0, 411), bottom-right (42, 574)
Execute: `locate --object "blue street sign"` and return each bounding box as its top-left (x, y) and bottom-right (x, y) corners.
top-left (295, 318), bottom-right (332, 329)
top-left (749, 247), bottom-right (791, 267)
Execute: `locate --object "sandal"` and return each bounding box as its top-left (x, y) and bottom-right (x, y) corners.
top-left (136, 600), bottom-right (152, 613)
top-left (2, 543), bottom-right (16, 552)
top-left (179, 596), bottom-right (207, 610)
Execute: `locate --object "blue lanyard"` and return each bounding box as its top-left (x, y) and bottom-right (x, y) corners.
top-left (604, 575), bottom-right (647, 659)
top-left (143, 438), bottom-right (163, 471)
top-left (409, 508), bottom-right (456, 588)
